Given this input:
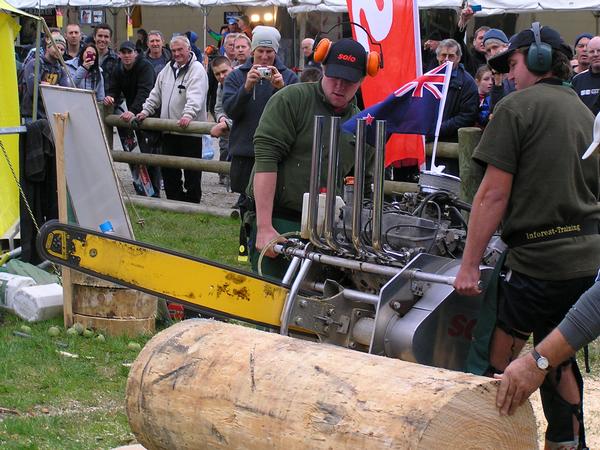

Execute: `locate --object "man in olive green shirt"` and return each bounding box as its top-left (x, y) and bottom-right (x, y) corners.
top-left (247, 38), bottom-right (373, 280)
top-left (454, 25), bottom-right (600, 449)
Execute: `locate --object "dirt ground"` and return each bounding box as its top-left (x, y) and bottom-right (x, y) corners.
top-left (530, 376), bottom-right (600, 447)
top-left (113, 135), bottom-right (600, 448)
top-left (113, 134), bottom-right (239, 212)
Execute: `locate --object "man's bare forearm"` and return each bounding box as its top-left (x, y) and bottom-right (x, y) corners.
top-left (462, 166), bottom-right (512, 268)
top-left (254, 172), bottom-right (277, 229)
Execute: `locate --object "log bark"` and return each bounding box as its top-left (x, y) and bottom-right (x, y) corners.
top-left (126, 319), bottom-right (538, 450)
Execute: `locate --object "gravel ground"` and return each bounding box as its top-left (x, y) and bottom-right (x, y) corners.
top-left (112, 131), bottom-right (239, 211)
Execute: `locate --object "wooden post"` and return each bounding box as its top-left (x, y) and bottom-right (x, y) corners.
top-left (99, 102), bottom-right (114, 151)
top-left (458, 127), bottom-right (484, 204)
top-left (53, 112), bottom-right (73, 327)
top-left (127, 320), bottom-right (538, 450)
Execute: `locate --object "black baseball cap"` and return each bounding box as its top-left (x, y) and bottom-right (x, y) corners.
top-left (119, 41), bottom-right (136, 52)
top-left (323, 38), bottom-right (366, 83)
top-left (488, 25), bottom-right (572, 73)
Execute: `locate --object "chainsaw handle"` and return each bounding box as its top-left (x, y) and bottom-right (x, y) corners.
top-left (406, 270), bottom-right (484, 290)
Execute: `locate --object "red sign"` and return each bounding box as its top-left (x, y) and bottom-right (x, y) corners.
top-left (347, 0), bottom-right (424, 167)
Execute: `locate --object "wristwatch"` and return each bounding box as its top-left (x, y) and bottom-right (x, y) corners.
top-left (531, 348), bottom-right (550, 371)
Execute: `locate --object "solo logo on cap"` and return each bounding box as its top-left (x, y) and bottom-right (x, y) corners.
top-left (337, 53), bottom-right (357, 62)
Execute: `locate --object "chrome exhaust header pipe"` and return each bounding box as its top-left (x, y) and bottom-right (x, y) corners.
top-left (324, 117), bottom-right (343, 253)
top-left (307, 115), bottom-right (327, 249)
top-left (371, 120), bottom-right (387, 255)
top-left (352, 118), bottom-right (367, 256)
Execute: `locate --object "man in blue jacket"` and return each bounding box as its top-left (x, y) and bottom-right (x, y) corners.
top-left (223, 26), bottom-right (298, 261)
top-left (430, 38), bottom-right (478, 175)
top-left (223, 25), bottom-right (298, 196)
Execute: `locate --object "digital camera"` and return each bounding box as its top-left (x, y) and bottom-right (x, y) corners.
top-left (257, 66), bottom-right (272, 79)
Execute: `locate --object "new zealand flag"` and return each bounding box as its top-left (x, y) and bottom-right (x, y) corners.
top-left (342, 62), bottom-right (452, 145)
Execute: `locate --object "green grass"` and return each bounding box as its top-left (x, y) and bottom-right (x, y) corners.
top-left (0, 315), bottom-right (144, 449)
top-left (1, 206), bottom-right (599, 447)
top-left (0, 207), bottom-right (245, 449)
top-left (128, 205), bottom-right (248, 271)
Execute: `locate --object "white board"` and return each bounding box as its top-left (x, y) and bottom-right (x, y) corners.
top-left (41, 85), bottom-right (134, 239)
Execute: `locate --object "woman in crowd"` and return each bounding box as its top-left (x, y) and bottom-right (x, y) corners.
top-left (136, 29), bottom-right (148, 53)
top-left (475, 64), bottom-right (493, 127)
top-left (65, 42), bottom-right (105, 101)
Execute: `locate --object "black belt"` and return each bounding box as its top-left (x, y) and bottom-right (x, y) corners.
top-left (504, 219), bottom-right (600, 248)
top-left (245, 197), bottom-right (301, 222)
top-left (272, 206), bottom-right (301, 223)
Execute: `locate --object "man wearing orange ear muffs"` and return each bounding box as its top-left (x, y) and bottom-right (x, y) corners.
top-left (243, 38), bottom-right (379, 280)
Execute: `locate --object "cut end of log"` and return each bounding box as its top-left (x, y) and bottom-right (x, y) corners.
top-left (420, 379), bottom-right (537, 449)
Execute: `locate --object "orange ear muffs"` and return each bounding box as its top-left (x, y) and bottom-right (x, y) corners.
top-left (313, 38), bottom-right (331, 64)
top-left (366, 51), bottom-right (380, 77)
top-left (315, 37), bottom-right (380, 78)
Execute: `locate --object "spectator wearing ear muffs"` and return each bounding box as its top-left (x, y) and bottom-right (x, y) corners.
top-left (455, 24), bottom-right (598, 450)
top-left (243, 38), bottom-right (379, 280)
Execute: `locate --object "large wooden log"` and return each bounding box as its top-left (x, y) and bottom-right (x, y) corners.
top-left (126, 319), bottom-right (538, 450)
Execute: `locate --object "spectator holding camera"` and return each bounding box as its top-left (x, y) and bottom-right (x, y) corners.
top-left (223, 25), bottom-right (298, 198)
top-left (65, 42), bottom-right (105, 101)
top-left (223, 25), bottom-right (298, 260)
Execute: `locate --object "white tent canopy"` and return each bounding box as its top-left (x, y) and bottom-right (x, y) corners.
top-left (6, 0), bottom-right (600, 12)
top-left (287, 1), bottom-right (600, 15)
top-left (6, 0), bottom-right (288, 8)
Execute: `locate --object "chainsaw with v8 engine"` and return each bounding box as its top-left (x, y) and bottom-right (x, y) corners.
top-left (38, 117), bottom-right (502, 373)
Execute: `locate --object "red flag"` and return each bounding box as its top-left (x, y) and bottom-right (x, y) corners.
top-left (347, 0), bottom-right (423, 167)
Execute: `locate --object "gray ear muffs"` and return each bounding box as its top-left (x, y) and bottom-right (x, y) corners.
top-left (527, 22), bottom-right (552, 73)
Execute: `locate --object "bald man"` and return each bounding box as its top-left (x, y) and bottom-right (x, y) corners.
top-left (572, 35), bottom-right (600, 115)
top-left (301, 37), bottom-right (320, 69)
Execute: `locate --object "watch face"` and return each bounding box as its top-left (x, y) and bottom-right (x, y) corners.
top-left (537, 356), bottom-right (549, 370)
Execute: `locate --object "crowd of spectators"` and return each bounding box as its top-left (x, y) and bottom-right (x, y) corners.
top-left (14, 9), bottom-right (600, 448)
top-left (16, 7), bottom-right (600, 206)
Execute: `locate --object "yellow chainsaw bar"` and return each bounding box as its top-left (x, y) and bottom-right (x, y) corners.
top-left (37, 220), bottom-right (290, 328)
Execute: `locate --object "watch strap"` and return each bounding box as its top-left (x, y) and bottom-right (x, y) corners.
top-left (531, 348), bottom-right (551, 371)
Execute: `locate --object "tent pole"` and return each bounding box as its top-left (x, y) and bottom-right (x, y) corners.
top-left (298, 13), bottom-right (306, 69)
top-left (291, 14), bottom-right (297, 70)
top-left (32, 6), bottom-right (42, 120)
top-left (202, 6), bottom-right (207, 51)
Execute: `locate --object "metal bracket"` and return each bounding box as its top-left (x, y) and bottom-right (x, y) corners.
top-left (290, 280), bottom-right (374, 349)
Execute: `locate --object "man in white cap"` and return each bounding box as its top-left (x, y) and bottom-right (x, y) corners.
top-left (223, 26), bottom-right (298, 260)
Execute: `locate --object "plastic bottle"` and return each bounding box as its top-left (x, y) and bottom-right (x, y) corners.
top-left (99, 220), bottom-right (115, 234)
top-left (202, 135), bottom-right (214, 160)
top-left (344, 176), bottom-right (355, 206)
top-left (300, 190), bottom-right (345, 240)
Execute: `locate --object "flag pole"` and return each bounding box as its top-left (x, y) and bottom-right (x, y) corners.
top-left (429, 62), bottom-right (452, 172)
